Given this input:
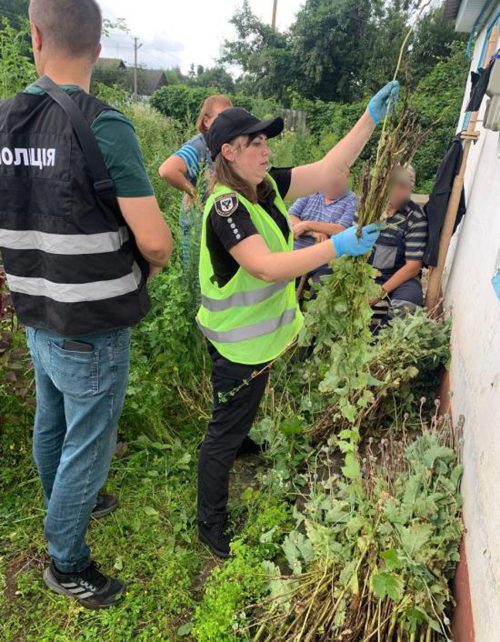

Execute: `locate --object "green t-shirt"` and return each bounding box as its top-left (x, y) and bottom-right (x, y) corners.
top-left (23, 83), bottom-right (154, 198)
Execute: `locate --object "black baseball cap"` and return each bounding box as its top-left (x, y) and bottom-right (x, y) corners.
top-left (206, 108), bottom-right (284, 160)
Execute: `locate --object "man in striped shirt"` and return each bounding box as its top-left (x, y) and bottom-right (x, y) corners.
top-left (366, 165), bottom-right (428, 323)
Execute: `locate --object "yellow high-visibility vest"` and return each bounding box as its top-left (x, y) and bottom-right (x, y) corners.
top-left (197, 174), bottom-right (303, 365)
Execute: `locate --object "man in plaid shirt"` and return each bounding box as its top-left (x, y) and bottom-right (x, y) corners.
top-left (289, 169), bottom-right (357, 282)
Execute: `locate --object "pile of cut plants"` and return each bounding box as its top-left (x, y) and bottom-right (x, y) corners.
top-left (253, 425), bottom-right (462, 642)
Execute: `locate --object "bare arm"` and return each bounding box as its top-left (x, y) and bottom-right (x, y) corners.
top-left (118, 196), bottom-right (173, 268)
top-left (230, 234), bottom-right (337, 282)
top-left (381, 260), bottom-right (422, 295)
top-left (286, 111), bottom-right (375, 201)
top-left (294, 220), bottom-right (347, 238)
top-left (159, 155), bottom-right (196, 197)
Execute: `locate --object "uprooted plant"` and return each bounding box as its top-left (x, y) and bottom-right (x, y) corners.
top-left (251, 425), bottom-right (462, 642)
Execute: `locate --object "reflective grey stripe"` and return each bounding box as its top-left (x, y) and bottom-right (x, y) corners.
top-left (201, 280), bottom-right (290, 312)
top-left (6, 262), bottom-right (142, 303)
top-left (198, 308), bottom-right (297, 344)
top-left (0, 226), bottom-right (129, 255)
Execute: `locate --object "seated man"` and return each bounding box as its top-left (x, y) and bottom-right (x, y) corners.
top-left (367, 165), bottom-right (428, 325)
top-left (289, 169), bottom-right (356, 284)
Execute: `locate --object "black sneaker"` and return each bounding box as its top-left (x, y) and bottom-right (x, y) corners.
top-left (198, 520), bottom-right (232, 559)
top-left (91, 494), bottom-right (118, 519)
top-left (43, 561), bottom-right (125, 609)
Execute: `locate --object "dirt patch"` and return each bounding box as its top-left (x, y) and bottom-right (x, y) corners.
top-left (191, 556), bottom-right (221, 598)
top-left (3, 553), bottom-right (45, 604)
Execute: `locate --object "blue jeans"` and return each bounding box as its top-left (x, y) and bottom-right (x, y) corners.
top-left (26, 326), bottom-right (131, 573)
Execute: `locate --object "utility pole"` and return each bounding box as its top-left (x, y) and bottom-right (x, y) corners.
top-left (272, 0), bottom-right (278, 31)
top-left (133, 37), bottom-right (143, 101)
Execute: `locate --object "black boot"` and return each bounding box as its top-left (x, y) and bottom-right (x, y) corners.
top-left (91, 494), bottom-right (118, 519)
top-left (236, 436), bottom-right (262, 457)
top-left (198, 519), bottom-right (232, 559)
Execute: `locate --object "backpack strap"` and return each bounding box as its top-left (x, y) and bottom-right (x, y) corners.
top-left (35, 75), bottom-right (118, 211)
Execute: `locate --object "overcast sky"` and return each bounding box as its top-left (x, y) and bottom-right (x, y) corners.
top-left (99, 0), bottom-right (304, 73)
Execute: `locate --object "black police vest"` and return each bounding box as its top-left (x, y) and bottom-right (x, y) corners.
top-left (0, 90), bottom-right (150, 336)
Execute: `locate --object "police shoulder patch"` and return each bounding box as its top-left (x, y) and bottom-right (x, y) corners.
top-left (214, 193), bottom-right (239, 217)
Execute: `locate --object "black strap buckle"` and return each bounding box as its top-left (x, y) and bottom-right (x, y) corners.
top-left (93, 179), bottom-right (115, 195)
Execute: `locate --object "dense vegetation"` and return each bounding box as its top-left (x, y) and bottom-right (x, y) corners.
top-left (147, 2), bottom-right (468, 192)
top-left (0, 3), bottom-right (466, 640)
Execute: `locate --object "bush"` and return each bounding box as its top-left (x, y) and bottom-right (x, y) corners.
top-left (0, 18), bottom-right (35, 99)
top-left (410, 43), bottom-right (468, 193)
top-left (115, 104), bottom-right (211, 440)
top-left (150, 84), bottom-right (281, 126)
top-left (150, 84), bottom-right (217, 124)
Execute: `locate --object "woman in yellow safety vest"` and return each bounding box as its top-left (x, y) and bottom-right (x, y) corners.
top-left (196, 81), bottom-right (399, 558)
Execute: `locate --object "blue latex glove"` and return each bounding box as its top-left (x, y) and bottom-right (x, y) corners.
top-left (332, 223), bottom-right (380, 258)
top-left (368, 81), bottom-right (400, 125)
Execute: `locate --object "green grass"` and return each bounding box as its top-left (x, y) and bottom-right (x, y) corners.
top-left (0, 411), bottom-right (270, 641)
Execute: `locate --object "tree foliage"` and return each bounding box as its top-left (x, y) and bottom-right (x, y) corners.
top-left (221, 0), bottom-right (297, 104)
top-left (222, 0), bottom-right (466, 105)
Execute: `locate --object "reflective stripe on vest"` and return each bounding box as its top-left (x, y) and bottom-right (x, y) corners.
top-left (198, 174), bottom-right (303, 364)
top-left (201, 280), bottom-right (290, 312)
top-left (0, 226), bottom-right (129, 255)
top-left (197, 308), bottom-right (297, 344)
top-left (6, 262), bottom-right (142, 303)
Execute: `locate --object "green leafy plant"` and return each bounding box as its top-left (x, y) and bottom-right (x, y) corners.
top-left (192, 493), bottom-right (291, 642)
top-left (253, 430), bottom-right (462, 642)
top-left (0, 18), bottom-right (36, 99)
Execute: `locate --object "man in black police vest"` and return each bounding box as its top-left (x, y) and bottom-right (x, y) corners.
top-left (0, 0), bottom-right (173, 608)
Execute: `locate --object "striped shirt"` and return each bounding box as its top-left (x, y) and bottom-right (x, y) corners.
top-left (290, 190), bottom-right (357, 249)
top-left (385, 202), bottom-right (428, 261)
top-left (354, 200), bottom-right (428, 261)
top-left (173, 133), bottom-right (212, 186)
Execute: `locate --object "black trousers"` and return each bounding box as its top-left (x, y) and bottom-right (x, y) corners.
top-left (197, 344), bottom-right (269, 524)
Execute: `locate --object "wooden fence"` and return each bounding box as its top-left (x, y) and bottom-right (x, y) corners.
top-left (280, 109), bottom-right (308, 133)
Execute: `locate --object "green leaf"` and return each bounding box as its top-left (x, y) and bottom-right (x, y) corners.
top-left (381, 549), bottom-right (402, 571)
top-left (144, 506), bottom-right (159, 517)
top-left (259, 526), bottom-right (277, 544)
top-left (177, 623), bottom-right (193, 637)
top-left (372, 572), bottom-right (403, 602)
top-left (279, 417), bottom-right (304, 436)
top-left (342, 452), bottom-right (361, 481)
top-left (338, 429), bottom-right (360, 444)
top-left (339, 400), bottom-right (357, 423)
top-left (400, 523), bottom-right (433, 556)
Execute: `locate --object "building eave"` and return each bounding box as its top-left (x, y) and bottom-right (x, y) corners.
top-left (444, 0), bottom-right (491, 32)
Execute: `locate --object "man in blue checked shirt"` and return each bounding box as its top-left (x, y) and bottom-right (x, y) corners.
top-left (289, 168), bottom-right (357, 283)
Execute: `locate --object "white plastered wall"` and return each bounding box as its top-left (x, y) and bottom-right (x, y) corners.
top-left (443, 21), bottom-right (500, 642)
